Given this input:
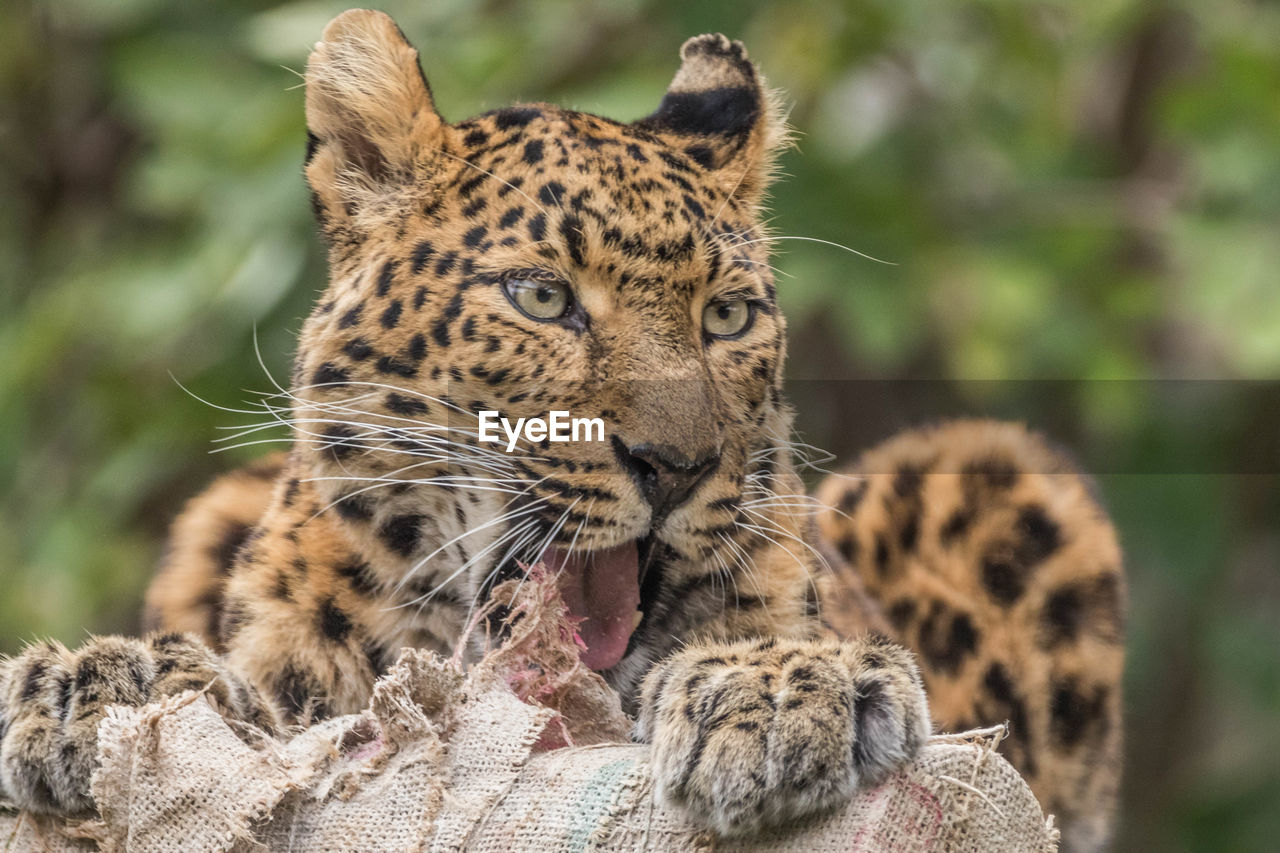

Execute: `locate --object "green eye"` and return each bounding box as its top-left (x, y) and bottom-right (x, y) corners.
top-left (703, 298), bottom-right (754, 339)
top-left (504, 277), bottom-right (572, 321)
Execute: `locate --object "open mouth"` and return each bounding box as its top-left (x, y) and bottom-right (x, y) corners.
top-left (542, 534), bottom-right (660, 671)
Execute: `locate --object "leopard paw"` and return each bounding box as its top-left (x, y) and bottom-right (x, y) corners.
top-left (636, 635), bottom-right (930, 835)
top-left (0, 633), bottom-right (273, 814)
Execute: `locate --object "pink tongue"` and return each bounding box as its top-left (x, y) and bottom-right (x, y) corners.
top-left (544, 542), bottom-right (641, 671)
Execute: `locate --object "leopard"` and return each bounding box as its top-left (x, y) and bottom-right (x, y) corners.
top-left (0, 10), bottom-right (1125, 850)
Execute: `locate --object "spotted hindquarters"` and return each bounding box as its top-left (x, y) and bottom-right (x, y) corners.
top-left (815, 419), bottom-right (1126, 853)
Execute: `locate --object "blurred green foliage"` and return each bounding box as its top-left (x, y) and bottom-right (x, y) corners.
top-left (1, 0), bottom-right (1278, 848)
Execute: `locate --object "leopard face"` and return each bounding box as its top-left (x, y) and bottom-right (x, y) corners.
top-left (292, 12), bottom-right (798, 674)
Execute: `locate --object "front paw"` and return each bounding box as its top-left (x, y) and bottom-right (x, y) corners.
top-left (636, 635), bottom-right (930, 835)
top-left (0, 633), bottom-right (273, 814)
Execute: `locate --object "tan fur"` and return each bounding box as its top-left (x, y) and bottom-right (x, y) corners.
top-left (143, 452), bottom-right (284, 649)
top-left (0, 12), bottom-right (1122, 849)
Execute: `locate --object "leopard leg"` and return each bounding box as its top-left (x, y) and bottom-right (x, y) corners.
top-left (636, 634), bottom-right (930, 835)
top-left (0, 632), bottom-right (274, 815)
top-left (0, 640), bottom-right (87, 812)
top-left (816, 419), bottom-right (1126, 853)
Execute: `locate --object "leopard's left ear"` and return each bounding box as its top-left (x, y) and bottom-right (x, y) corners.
top-left (636, 34), bottom-right (789, 204)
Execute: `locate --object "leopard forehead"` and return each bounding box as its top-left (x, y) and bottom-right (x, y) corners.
top-left (442, 106), bottom-right (770, 292)
top-left (327, 104), bottom-right (776, 317)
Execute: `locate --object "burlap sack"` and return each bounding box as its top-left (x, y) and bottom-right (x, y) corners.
top-left (1, 574), bottom-right (1056, 851)
top-left (2, 646), bottom-right (1056, 852)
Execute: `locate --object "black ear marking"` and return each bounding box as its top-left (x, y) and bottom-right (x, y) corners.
top-left (305, 131), bottom-right (321, 166)
top-left (648, 87), bottom-right (760, 138)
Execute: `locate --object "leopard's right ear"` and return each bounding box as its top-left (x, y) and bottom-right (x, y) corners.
top-left (305, 10), bottom-right (447, 235)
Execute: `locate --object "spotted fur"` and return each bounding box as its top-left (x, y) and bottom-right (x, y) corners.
top-left (0, 12), bottom-right (1123, 849)
top-left (815, 420), bottom-right (1126, 851)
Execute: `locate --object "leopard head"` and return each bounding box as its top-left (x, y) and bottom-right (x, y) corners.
top-left (293, 10), bottom-right (803, 676)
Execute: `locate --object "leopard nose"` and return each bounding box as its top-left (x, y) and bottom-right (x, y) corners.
top-left (613, 437), bottom-right (720, 522)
